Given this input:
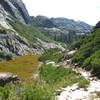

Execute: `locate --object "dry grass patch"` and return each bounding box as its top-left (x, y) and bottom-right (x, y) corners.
top-left (0, 55), bottom-right (41, 82)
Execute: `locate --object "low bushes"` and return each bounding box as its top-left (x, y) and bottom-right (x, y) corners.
top-left (83, 50), bottom-right (100, 77)
top-left (0, 52), bottom-right (12, 61)
top-left (38, 48), bottom-right (64, 62)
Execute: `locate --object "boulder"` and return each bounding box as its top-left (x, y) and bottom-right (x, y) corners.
top-left (65, 50), bottom-right (77, 59)
top-left (0, 72), bottom-right (20, 86)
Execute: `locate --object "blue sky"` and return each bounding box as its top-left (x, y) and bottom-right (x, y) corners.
top-left (22, 0), bottom-right (100, 25)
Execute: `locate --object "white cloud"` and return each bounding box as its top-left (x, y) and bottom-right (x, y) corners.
top-left (22, 0), bottom-right (100, 25)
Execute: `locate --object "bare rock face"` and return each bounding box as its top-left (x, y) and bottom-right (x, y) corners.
top-left (0, 30), bottom-right (44, 55)
top-left (95, 21), bottom-right (100, 29)
top-left (0, 30), bottom-right (30, 55)
top-left (0, 0), bottom-right (30, 24)
top-left (37, 38), bottom-right (65, 52)
top-left (0, 0), bottom-right (30, 29)
top-left (0, 72), bottom-right (20, 86)
top-left (0, 4), bottom-right (12, 29)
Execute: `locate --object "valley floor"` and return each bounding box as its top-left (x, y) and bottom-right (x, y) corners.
top-left (0, 55), bottom-right (40, 82)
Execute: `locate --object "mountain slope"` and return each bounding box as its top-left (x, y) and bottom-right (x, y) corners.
top-left (31, 16), bottom-right (93, 44)
top-left (71, 21), bottom-right (100, 77)
top-left (31, 16), bottom-right (92, 33)
top-left (51, 17), bottom-right (92, 33)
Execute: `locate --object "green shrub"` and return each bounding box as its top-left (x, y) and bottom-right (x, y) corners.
top-left (83, 50), bottom-right (100, 77)
top-left (71, 28), bottom-right (100, 77)
top-left (38, 48), bottom-right (64, 62)
top-left (0, 52), bottom-right (12, 60)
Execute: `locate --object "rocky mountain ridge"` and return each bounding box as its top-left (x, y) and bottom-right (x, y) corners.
top-left (31, 15), bottom-right (93, 33)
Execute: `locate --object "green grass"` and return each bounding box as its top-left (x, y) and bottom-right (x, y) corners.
top-left (38, 48), bottom-right (65, 62)
top-left (39, 64), bottom-right (89, 88)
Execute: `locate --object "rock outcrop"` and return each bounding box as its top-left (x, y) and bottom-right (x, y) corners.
top-left (94, 21), bottom-right (100, 29)
top-left (64, 50), bottom-right (77, 59)
top-left (37, 38), bottom-right (65, 51)
top-left (0, 32), bottom-right (30, 55)
top-left (0, 72), bottom-right (20, 86)
top-left (0, 29), bottom-right (44, 55)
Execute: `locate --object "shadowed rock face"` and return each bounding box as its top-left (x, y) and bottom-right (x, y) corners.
top-left (0, 0), bottom-right (30, 24)
top-left (0, 72), bottom-right (20, 86)
top-left (95, 21), bottom-right (100, 29)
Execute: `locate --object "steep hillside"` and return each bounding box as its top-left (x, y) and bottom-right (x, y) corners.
top-left (70, 22), bottom-right (100, 77)
top-left (0, 0), bottom-right (30, 24)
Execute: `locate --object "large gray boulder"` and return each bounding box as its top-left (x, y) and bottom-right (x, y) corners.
top-left (65, 50), bottom-right (77, 59)
top-left (0, 72), bottom-right (20, 86)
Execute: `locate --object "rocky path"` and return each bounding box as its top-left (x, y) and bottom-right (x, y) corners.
top-left (46, 61), bottom-right (100, 100)
top-left (56, 80), bottom-right (100, 100)
top-left (55, 61), bottom-right (100, 100)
